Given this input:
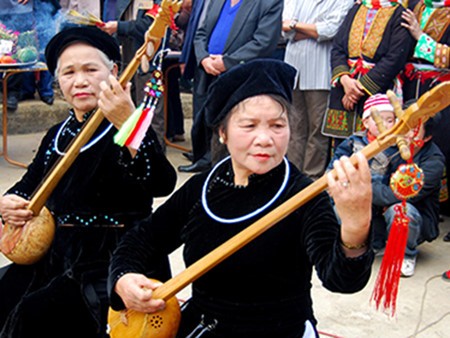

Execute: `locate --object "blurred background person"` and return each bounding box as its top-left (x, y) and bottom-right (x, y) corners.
top-left (282, 0), bottom-right (353, 180)
top-left (322, 0), bottom-right (414, 150)
top-left (178, 0), bottom-right (283, 173)
top-left (0, 0), bottom-right (34, 112)
top-left (401, 0), bottom-right (450, 225)
top-left (20, 0), bottom-right (60, 106)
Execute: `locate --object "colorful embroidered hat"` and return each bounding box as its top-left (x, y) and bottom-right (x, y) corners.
top-left (45, 26), bottom-right (121, 75)
top-left (204, 59), bottom-right (297, 127)
top-left (362, 94), bottom-right (395, 120)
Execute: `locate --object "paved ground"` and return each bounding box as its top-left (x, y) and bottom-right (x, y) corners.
top-left (1, 127), bottom-right (449, 338)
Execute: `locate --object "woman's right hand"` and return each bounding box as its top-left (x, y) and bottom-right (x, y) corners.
top-left (0, 195), bottom-right (32, 227)
top-left (115, 273), bottom-right (166, 313)
top-left (341, 75), bottom-right (365, 98)
top-left (201, 56), bottom-right (222, 76)
top-left (99, 21), bottom-right (118, 36)
top-left (340, 75), bottom-right (365, 110)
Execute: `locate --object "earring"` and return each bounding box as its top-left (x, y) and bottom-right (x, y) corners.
top-left (219, 136), bottom-right (224, 144)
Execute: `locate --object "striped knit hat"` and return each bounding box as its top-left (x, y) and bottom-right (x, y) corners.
top-left (363, 94), bottom-right (394, 119)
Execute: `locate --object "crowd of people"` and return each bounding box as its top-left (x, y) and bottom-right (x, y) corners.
top-left (172, 0), bottom-right (450, 280)
top-left (0, 0), bottom-right (449, 336)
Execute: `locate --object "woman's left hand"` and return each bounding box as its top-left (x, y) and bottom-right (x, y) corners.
top-left (0, 195), bottom-right (33, 228)
top-left (98, 75), bottom-right (136, 130)
top-left (401, 9), bottom-right (422, 40)
top-left (327, 152), bottom-right (372, 253)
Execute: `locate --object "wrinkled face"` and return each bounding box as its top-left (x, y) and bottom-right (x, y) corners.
top-left (363, 110), bottom-right (396, 137)
top-left (219, 95), bottom-right (290, 186)
top-left (57, 42), bottom-right (117, 120)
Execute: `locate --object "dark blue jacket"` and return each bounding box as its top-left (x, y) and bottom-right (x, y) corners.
top-left (372, 141), bottom-right (445, 242)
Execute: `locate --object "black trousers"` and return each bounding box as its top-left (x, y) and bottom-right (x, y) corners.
top-left (0, 264), bottom-right (108, 338)
top-left (176, 300), bottom-right (318, 338)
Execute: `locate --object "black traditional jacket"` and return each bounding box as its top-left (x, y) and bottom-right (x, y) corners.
top-left (1, 110), bottom-right (176, 336)
top-left (402, 0), bottom-right (450, 101)
top-left (109, 159), bottom-right (374, 337)
top-left (323, 3), bottom-right (415, 138)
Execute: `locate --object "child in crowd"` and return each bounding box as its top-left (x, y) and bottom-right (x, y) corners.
top-left (371, 113), bottom-right (445, 277)
top-left (327, 94), bottom-right (400, 182)
top-left (327, 94), bottom-right (402, 254)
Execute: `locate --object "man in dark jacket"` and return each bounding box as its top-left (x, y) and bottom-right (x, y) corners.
top-left (178, 0), bottom-right (283, 173)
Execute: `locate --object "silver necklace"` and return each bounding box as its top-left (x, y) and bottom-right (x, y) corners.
top-left (201, 156), bottom-right (290, 224)
top-left (54, 115), bottom-right (113, 156)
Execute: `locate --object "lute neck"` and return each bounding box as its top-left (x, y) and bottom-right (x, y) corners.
top-left (27, 8), bottom-right (174, 215)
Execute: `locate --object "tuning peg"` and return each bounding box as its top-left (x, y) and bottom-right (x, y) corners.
top-left (386, 90), bottom-right (404, 119)
top-left (396, 136), bottom-right (411, 160)
top-left (371, 106), bottom-right (410, 159)
top-left (385, 90), bottom-right (411, 160)
top-left (370, 107), bottom-right (387, 134)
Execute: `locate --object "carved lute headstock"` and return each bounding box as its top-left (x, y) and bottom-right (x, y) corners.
top-left (118, 0), bottom-right (182, 83)
top-left (365, 82), bottom-right (450, 161)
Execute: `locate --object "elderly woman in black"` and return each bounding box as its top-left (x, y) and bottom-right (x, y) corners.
top-left (109, 59), bottom-right (374, 338)
top-left (0, 27), bottom-right (176, 337)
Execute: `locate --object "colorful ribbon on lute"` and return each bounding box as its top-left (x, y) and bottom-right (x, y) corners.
top-left (114, 50), bottom-right (167, 150)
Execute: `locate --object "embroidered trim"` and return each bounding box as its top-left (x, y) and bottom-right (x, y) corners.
top-left (364, 7), bottom-right (396, 58)
top-left (440, 167), bottom-right (448, 203)
top-left (416, 3), bottom-right (450, 41)
top-left (332, 65), bottom-right (351, 81)
top-left (362, 0), bottom-right (401, 9)
top-left (414, 33), bottom-right (437, 63)
top-left (322, 109), bottom-right (354, 138)
top-left (424, 0), bottom-right (450, 9)
top-left (349, 6), bottom-right (396, 59)
top-left (349, 6), bottom-right (367, 58)
top-left (435, 42), bottom-right (450, 67)
top-left (360, 74), bottom-right (380, 94)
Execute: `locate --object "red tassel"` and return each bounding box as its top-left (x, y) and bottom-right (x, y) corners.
top-left (169, 7), bottom-right (179, 31)
top-left (371, 203), bottom-right (409, 316)
top-left (145, 4), bottom-right (161, 18)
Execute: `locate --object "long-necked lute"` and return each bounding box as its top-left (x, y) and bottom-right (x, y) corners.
top-left (108, 82), bottom-right (450, 338)
top-left (0, 0), bottom-right (182, 265)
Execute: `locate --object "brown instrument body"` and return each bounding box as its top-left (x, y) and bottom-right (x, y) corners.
top-left (108, 280), bottom-right (181, 338)
top-left (0, 207), bottom-right (55, 264)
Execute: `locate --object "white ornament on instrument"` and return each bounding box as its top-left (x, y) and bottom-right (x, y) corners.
top-left (146, 42), bottom-right (155, 59)
top-left (141, 55), bottom-right (150, 73)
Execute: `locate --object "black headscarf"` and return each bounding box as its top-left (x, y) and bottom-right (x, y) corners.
top-left (45, 26), bottom-right (121, 75)
top-left (204, 59), bottom-right (297, 127)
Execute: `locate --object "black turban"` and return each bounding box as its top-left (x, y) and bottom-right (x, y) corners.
top-left (45, 26), bottom-right (121, 75)
top-left (204, 59), bottom-right (297, 127)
